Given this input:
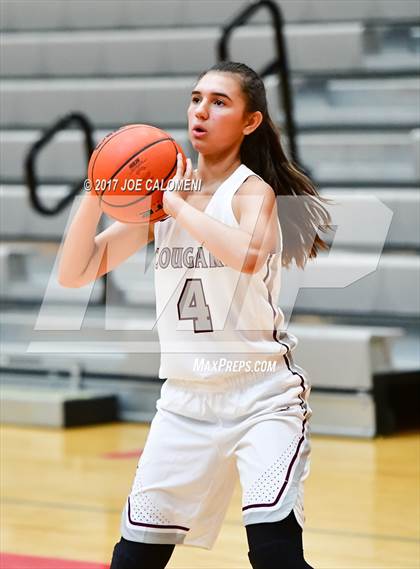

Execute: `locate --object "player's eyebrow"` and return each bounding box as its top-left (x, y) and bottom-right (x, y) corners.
top-left (191, 90), bottom-right (233, 102)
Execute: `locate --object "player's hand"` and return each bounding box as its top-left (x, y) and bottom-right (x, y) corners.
top-left (162, 153), bottom-right (193, 218)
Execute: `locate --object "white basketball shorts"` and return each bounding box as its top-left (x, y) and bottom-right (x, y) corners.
top-left (120, 358), bottom-right (313, 550)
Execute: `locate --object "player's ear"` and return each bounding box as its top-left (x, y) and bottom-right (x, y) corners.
top-left (243, 111), bottom-right (263, 136)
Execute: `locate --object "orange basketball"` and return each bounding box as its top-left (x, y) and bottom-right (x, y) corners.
top-left (87, 124), bottom-right (186, 223)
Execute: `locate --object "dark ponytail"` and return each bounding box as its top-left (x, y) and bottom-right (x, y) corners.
top-left (195, 61), bottom-right (334, 269)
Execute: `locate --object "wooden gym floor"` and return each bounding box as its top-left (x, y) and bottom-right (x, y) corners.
top-left (1, 422), bottom-right (419, 568)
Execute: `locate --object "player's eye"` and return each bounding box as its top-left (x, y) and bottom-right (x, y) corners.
top-left (214, 100), bottom-right (225, 106)
top-left (191, 96), bottom-right (200, 103)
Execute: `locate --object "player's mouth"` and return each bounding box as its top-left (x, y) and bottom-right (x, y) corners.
top-left (192, 125), bottom-right (208, 138)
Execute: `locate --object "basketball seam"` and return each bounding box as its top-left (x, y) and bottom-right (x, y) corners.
top-left (90, 124), bottom-right (150, 184)
top-left (98, 137), bottom-right (175, 210)
top-left (92, 132), bottom-right (183, 223)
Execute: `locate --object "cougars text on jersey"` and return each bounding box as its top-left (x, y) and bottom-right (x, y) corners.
top-left (155, 246), bottom-right (225, 270)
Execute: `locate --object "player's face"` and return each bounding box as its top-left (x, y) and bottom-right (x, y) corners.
top-left (188, 72), bottom-right (250, 152)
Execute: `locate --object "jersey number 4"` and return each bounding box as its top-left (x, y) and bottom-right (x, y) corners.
top-left (177, 278), bottom-right (214, 333)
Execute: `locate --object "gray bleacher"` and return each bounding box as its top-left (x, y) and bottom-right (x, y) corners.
top-left (1, 0), bottom-right (419, 29)
top-left (2, 127), bottom-right (420, 186)
top-left (0, 24), bottom-right (367, 77)
top-left (1, 0), bottom-right (419, 436)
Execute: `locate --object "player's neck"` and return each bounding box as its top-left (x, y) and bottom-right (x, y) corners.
top-left (195, 154), bottom-right (242, 191)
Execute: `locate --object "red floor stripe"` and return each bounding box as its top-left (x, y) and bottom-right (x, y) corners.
top-left (101, 449), bottom-right (142, 460)
top-left (0, 552), bottom-right (108, 569)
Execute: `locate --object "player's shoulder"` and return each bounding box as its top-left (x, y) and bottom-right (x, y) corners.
top-left (236, 172), bottom-right (276, 203)
top-left (232, 173), bottom-right (277, 224)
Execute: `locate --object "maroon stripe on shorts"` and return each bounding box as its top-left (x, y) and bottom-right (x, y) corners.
top-left (242, 256), bottom-right (311, 512)
top-left (263, 254), bottom-right (310, 415)
top-left (242, 417), bottom-right (308, 511)
top-left (127, 497), bottom-right (189, 531)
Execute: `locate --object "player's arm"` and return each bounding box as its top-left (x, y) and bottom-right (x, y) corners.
top-left (232, 177), bottom-right (278, 273)
top-left (164, 176), bottom-right (277, 274)
top-left (58, 192), bottom-right (155, 288)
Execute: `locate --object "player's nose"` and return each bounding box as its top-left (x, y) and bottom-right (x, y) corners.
top-left (194, 101), bottom-right (209, 120)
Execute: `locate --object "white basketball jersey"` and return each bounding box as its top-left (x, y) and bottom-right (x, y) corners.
top-left (153, 163), bottom-right (298, 381)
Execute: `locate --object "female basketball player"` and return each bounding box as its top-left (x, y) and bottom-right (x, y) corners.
top-left (59, 61), bottom-right (332, 569)
top-left (109, 61), bottom-right (333, 569)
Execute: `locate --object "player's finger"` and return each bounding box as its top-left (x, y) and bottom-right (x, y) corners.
top-left (185, 158), bottom-right (193, 180)
top-left (176, 152), bottom-right (184, 176)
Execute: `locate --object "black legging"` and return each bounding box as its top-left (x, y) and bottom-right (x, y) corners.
top-left (109, 537), bottom-right (175, 569)
top-left (246, 510), bottom-right (315, 569)
top-left (110, 510), bottom-right (314, 569)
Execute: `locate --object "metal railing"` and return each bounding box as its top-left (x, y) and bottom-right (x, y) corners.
top-left (24, 111), bottom-right (109, 303)
top-left (24, 111), bottom-right (95, 215)
top-left (218, 0), bottom-right (302, 168)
